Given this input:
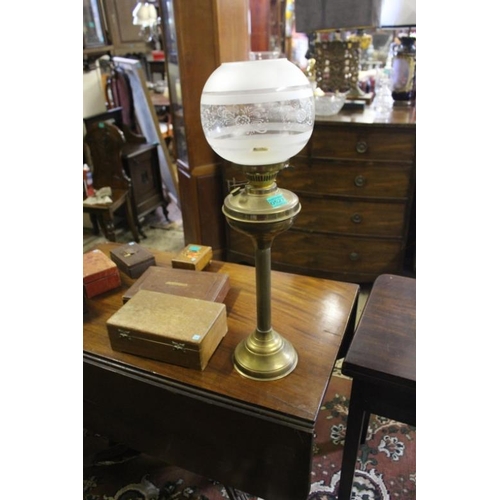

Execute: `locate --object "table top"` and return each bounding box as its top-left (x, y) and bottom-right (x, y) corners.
top-left (343, 274), bottom-right (415, 389)
top-left (316, 103), bottom-right (416, 127)
top-left (84, 243), bottom-right (359, 427)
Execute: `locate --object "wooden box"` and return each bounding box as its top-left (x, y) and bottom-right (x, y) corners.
top-left (107, 290), bottom-right (227, 370)
top-left (83, 249), bottom-right (121, 298)
top-left (110, 242), bottom-right (156, 279)
top-left (122, 266), bottom-right (230, 304)
top-left (172, 244), bottom-right (213, 271)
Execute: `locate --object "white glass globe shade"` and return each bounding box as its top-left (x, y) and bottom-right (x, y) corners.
top-left (200, 59), bottom-right (314, 166)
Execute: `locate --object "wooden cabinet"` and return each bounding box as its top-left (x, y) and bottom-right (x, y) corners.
top-left (158, 0), bottom-right (250, 259)
top-left (223, 106), bottom-right (416, 283)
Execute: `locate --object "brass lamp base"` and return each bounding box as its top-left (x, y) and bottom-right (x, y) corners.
top-left (223, 162), bottom-right (300, 381)
top-left (233, 327), bottom-right (298, 381)
top-left (234, 330), bottom-right (298, 380)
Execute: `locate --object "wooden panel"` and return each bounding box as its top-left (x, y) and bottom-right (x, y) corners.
top-left (84, 361), bottom-right (313, 500)
top-left (227, 228), bottom-right (404, 278)
top-left (294, 197), bottom-right (407, 237)
top-left (178, 161), bottom-right (226, 256)
top-left (249, 0), bottom-right (271, 51)
top-left (123, 145), bottom-right (165, 218)
top-left (280, 159), bottom-right (413, 199)
top-left (224, 159), bottom-right (413, 200)
top-left (311, 125), bottom-right (415, 162)
top-left (161, 0), bottom-right (250, 255)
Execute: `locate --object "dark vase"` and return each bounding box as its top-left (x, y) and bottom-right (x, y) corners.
top-left (391, 36), bottom-right (416, 102)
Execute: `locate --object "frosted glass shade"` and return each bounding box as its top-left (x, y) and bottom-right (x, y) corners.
top-left (200, 59), bottom-right (314, 166)
top-left (132, 1), bottom-right (157, 27)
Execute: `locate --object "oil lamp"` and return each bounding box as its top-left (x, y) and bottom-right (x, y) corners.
top-left (200, 59), bottom-right (314, 380)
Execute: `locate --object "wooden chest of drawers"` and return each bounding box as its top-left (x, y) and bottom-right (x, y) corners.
top-left (222, 106), bottom-right (416, 283)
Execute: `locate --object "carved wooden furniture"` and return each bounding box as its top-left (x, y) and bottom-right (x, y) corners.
top-left (84, 108), bottom-right (169, 238)
top-left (338, 274), bottom-right (416, 499)
top-left (83, 242), bottom-right (359, 500)
top-left (223, 105), bottom-right (416, 283)
top-left (83, 123), bottom-right (141, 243)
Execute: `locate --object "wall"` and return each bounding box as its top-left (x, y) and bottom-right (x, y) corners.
top-left (83, 68), bottom-right (107, 119)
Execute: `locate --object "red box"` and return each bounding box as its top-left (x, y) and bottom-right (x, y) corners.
top-left (152, 50), bottom-right (165, 61)
top-left (83, 249), bottom-right (121, 298)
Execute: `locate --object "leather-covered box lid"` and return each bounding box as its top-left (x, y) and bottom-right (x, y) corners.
top-left (110, 242), bottom-right (156, 278)
top-left (122, 266), bottom-right (230, 304)
top-left (107, 289), bottom-right (228, 370)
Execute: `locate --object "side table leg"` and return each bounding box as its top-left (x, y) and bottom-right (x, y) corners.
top-left (338, 379), bottom-right (367, 500)
top-left (360, 411), bottom-right (370, 445)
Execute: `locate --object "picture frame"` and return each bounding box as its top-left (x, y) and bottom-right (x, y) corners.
top-left (84, 0), bottom-right (109, 49)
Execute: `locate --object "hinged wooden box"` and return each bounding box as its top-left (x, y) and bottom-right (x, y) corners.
top-left (172, 244), bottom-right (213, 271)
top-left (110, 242), bottom-right (156, 279)
top-left (122, 266), bottom-right (230, 304)
top-left (107, 289), bottom-right (227, 370)
top-left (83, 249), bottom-right (121, 298)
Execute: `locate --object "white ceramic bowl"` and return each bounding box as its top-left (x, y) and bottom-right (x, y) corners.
top-left (314, 92), bottom-right (347, 116)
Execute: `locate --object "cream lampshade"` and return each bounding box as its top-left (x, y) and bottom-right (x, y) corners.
top-left (200, 58), bottom-right (314, 380)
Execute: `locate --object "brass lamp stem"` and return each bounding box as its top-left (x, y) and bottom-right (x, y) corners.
top-left (255, 240), bottom-right (272, 335)
top-left (223, 162), bottom-right (299, 381)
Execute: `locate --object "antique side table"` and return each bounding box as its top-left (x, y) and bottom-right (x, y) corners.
top-left (83, 243), bottom-right (359, 500)
top-left (338, 274), bottom-right (416, 499)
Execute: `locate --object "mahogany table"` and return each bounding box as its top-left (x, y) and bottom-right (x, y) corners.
top-left (337, 274), bottom-right (416, 500)
top-left (83, 243), bottom-right (359, 500)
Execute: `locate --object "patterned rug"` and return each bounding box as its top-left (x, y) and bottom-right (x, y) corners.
top-left (83, 371), bottom-right (415, 500)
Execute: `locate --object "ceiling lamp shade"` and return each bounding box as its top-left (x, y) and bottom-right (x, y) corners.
top-left (380, 0), bottom-right (416, 27)
top-left (200, 59), bottom-right (314, 166)
top-left (132, 1), bottom-right (158, 27)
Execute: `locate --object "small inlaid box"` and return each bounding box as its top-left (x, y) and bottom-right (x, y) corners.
top-left (172, 244), bottom-right (213, 271)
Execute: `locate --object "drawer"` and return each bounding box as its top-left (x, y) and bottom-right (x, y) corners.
top-left (280, 159), bottom-right (413, 198)
top-left (227, 228), bottom-right (404, 277)
top-left (294, 197), bottom-right (406, 237)
top-left (310, 125), bottom-right (415, 161)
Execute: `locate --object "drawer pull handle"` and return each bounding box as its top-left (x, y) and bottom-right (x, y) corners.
top-left (349, 252), bottom-right (359, 261)
top-left (354, 175), bottom-right (366, 187)
top-left (356, 141), bottom-right (368, 154)
top-left (351, 213), bottom-right (362, 224)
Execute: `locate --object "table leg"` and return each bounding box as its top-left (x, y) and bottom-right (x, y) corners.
top-left (360, 411), bottom-right (370, 445)
top-left (337, 378), bottom-right (367, 500)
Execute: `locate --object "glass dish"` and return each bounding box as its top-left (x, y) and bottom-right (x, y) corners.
top-left (314, 92), bottom-right (347, 116)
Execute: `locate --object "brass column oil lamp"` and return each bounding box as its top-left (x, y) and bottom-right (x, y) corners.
top-left (200, 59), bottom-right (314, 380)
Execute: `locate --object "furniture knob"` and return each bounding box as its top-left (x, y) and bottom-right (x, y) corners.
top-left (354, 175), bottom-right (366, 187)
top-left (356, 141), bottom-right (368, 154)
top-left (349, 252), bottom-right (360, 261)
top-left (351, 213), bottom-right (362, 224)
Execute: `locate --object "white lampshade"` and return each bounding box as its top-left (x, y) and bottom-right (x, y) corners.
top-left (132, 1), bottom-right (157, 27)
top-left (200, 59), bottom-right (314, 166)
top-left (380, 0), bottom-right (416, 27)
